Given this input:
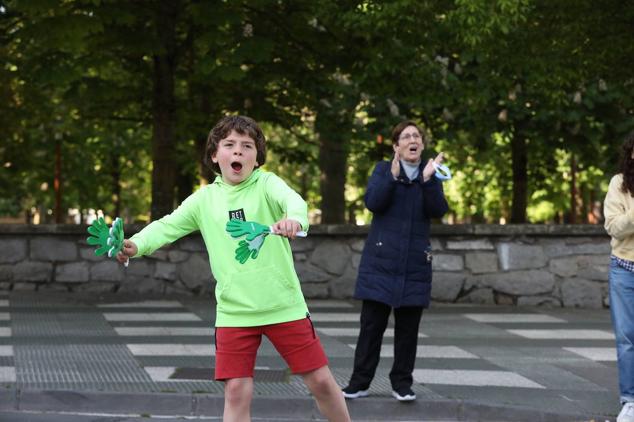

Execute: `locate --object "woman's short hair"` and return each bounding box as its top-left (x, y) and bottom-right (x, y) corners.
top-left (391, 120), bottom-right (429, 146)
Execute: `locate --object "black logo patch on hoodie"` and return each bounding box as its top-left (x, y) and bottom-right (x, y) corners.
top-left (228, 209), bottom-right (246, 222)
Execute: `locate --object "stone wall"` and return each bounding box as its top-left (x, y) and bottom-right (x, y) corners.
top-left (0, 224), bottom-right (612, 308)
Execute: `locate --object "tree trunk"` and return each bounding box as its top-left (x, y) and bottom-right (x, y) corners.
top-left (510, 129), bottom-right (528, 223)
top-left (110, 149), bottom-right (121, 218)
top-left (580, 183), bottom-right (589, 224)
top-left (176, 171), bottom-right (194, 204)
top-left (570, 153), bottom-right (577, 223)
top-left (197, 92), bottom-right (215, 184)
top-left (150, 2), bottom-right (179, 220)
top-left (316, 113), bottom-right (348, 224)
top-left (300, 164), bottom-right (308, 200)
top-left (54, 139), bottom-right (62, 223)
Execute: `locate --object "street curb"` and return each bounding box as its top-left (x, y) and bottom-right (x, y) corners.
top-left (1, 389), bottom-right (609, 421)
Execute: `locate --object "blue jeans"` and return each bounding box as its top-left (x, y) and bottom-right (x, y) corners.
top-left (609, 259), bottom-right (634, 404)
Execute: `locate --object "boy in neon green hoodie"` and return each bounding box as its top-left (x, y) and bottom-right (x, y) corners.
top-left (116, 116), bottom-right (350, 422)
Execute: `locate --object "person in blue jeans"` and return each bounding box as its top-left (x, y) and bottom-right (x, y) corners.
top-left (342, 120), bottom-right (448, 402)
top-left (604, 131), bottom-right (634, 422)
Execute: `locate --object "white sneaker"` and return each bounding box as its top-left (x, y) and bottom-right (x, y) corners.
top-left (341, 386), bottom-right (369, 399)
top-left (391, 388), bottom-right (416, 402)
top-left (618, 402), bottom-right (634, 422)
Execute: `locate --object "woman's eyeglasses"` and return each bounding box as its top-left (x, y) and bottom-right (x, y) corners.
top-left (399, 133), bottom-right (422, 142)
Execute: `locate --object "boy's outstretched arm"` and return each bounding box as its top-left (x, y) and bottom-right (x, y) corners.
top-left (271, 218), bottom-right (302, 240)
top-left (116, 239), bottom-right (138, 264)
top-left (264, 173), bottom-right (309, 233)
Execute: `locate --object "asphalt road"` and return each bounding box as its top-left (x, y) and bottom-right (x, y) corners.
top-left (0, 410), bottom-right (464, 422)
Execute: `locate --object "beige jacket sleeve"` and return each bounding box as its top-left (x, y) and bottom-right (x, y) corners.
top-left (604, 174), bottom-right (634, 240)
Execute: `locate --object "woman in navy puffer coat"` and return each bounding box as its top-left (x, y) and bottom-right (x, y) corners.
top-left (343, 120), bottom-right (448, 402)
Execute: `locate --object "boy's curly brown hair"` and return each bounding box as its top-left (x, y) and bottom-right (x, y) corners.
top-left (204, 115), bottom-right (267, 174)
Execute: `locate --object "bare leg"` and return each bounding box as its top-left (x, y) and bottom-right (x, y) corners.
top-left (223, 377), bottom-right (254, 422)
top-left (302, 366), bottom-right (351, 422)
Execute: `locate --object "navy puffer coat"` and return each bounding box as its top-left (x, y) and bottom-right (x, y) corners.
top-left (354, 160), bottom-right (449, 308)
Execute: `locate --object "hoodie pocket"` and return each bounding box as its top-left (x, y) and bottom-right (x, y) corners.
top-left (218, 265), bottom-right (299, 314)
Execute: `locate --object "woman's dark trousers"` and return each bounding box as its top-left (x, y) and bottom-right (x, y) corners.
top-left (348, 299), bottom-right (424, 391)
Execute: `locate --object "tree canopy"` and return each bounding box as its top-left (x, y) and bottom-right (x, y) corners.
top-left (2, 0), bottom-right (633, 224)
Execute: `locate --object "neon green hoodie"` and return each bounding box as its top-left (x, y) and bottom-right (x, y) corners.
top-left (130, 169), bottom-right (309, 327)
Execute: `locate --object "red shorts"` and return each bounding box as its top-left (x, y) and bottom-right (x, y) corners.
top-left (214, 317), bottom-right (328, 380)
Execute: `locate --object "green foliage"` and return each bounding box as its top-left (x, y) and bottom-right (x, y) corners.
top-left (448, 0), bottom-right (532, 46)
top-left (1, 0), bottom-right (632, 225)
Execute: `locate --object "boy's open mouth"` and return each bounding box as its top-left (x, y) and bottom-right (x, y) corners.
top-left (231, 161), bottom-right (242, 171)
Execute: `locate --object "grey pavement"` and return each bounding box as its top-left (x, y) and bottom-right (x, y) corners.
top-left (0, 290), bottom-right (622, 421)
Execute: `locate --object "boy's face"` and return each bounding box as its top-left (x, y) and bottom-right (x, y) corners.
top-left (212, 130), bottom-right (259, 185)
top-left (393, 125), bottom-right (424, 163)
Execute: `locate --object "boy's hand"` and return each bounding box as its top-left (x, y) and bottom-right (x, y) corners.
top-left (391, 151), bottom-right (401, 179)
top-left (116, 239), bottom-right (137, 265)
top-left (271, 218), bottom-right (301, 240)
top-left (422, 152), bottom-right (444, 182)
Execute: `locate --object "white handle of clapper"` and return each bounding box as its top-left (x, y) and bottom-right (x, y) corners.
top-left (269, 226), bottom-right (308, 237)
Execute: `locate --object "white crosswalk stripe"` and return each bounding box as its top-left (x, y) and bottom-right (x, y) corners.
top-left (126, 344), bottom-right (214, 356)
top-left (143, 366), bottom-right (269, 382)
top-left (413, 369), bottom-right (546, 388)
top-left (318, 327), bottom-right (427, 338)
top-left (563, 347), bottom-right (617, 361)
top-left (463, 313), bottom-right (565, 323)
top-left (144, 366), bottom-right (180, 381)
top-left (508, 329), bottom-right (614, 340)
top-left (307, 300), bottom-right (354, 308)
top-left (0, 367), bottom-right (15, 382)
top-left (309, 312), bottom-right (361, 322)
top-left (104, 312), bottom-right (202, 322)
top-left (115, 327), bottom-right (212, 336)
top-left (0, 327), bottom-right (10, 337)
top-left (347, 344), bottom-right (478, 359)
top-left (98, 300), bottom-right (184, 308)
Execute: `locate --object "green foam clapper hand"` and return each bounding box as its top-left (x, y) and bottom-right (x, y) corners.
top-left (107, 217), bottom-right (125, 258)
top-left (86, 216), bottom-right (125, 258)
top-left (226, 219), bottom-right (271, 241)
top-left (86, 217), bottom-right (111, 256)
top-left (234, 233), bottom-right (267, 264)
